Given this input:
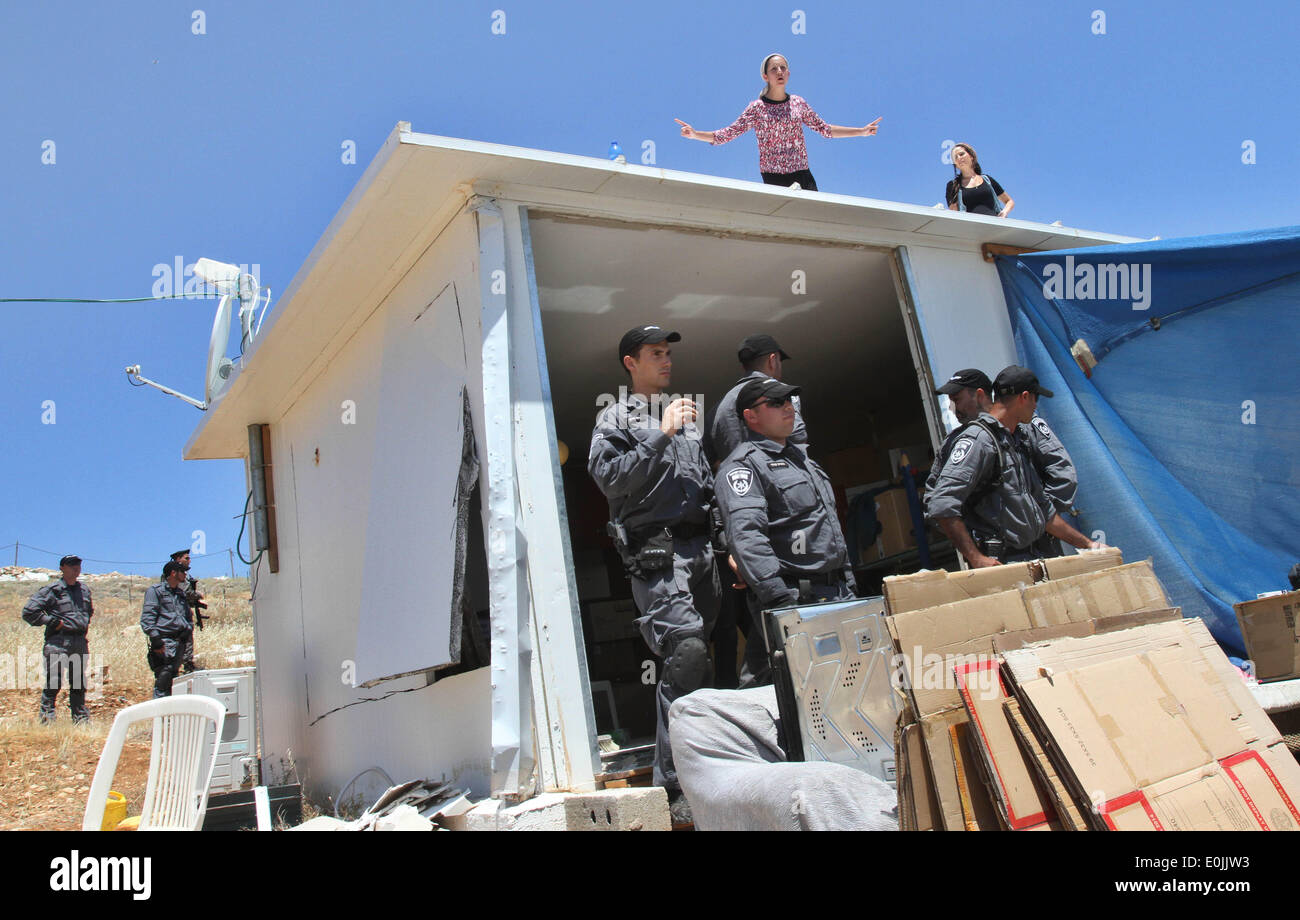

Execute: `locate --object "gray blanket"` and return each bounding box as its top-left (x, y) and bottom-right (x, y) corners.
top-left (669, 686), bottom-right (899, 831)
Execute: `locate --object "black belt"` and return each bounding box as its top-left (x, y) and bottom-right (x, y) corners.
top-left (50, 629), bottom-right (86, 636)
top-left (783, 570), bottom-right (844, 588)
top-left (635, 522), bottom-right (708, 541)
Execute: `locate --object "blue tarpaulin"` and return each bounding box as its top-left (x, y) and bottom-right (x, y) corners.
top-left (994, 226), bottom-right (1300, 653)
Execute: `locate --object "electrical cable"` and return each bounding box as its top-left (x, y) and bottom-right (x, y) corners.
top-left (334, 767), bottom-right (396, 819)
top-left (11, 541), bottom-right (233, 566)
top-left (1, 294), bottom-right (218, 303)
top-left (234, 490), bottom-right (265, 567)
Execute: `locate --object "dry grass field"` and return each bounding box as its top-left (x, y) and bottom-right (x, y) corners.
top-left (0, 571), bottom-right (254, 830)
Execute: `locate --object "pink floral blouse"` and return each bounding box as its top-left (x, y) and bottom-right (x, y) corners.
top-left (711, 94), bottom-right (833, 174)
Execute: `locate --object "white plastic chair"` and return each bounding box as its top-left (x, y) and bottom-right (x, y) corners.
top-left (83, 695), bottom-right (227, 831)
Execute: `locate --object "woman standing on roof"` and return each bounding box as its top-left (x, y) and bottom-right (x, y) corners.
top-left (945, 143), bottom-right (1014, 217)
top-left (675, 53), bottom-right (881, 192)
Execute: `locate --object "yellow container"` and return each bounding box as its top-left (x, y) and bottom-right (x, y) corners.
top-left (101, 791), bottom-right (128, 832)
top-left (114, 816), bottom-right (140, 831)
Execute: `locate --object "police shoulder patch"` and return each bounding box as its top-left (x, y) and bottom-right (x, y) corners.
top-left (1032, 417), bottom-right (1052, 437)
top-left (726, 467), bottom-right (754, 496)
top-left (949, 438), bottom-right (975, 465)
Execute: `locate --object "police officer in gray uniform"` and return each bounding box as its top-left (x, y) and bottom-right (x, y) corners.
top-left (140, 561), bottom-right (195, 698)
top-left (708, 334), bottom-right (808, 464)
top-left (588, 324), bottom-right (721, 810)
top-left (929, 368), bottom-right (1080, 558)
top-left (1021, 414), bottom-right (1079, 556)
top-left (22, 554), bottom-right (93, 723)
top-left (717, 378), bottom-right (856, 684)
top-left (925, 367), bottom-right (1099, 567)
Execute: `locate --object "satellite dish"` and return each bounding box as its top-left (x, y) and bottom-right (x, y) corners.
top-left (126, 293), bottom-right (236, 410)
top-left (125, 256), bottom-right (265, 411)
top-left (205, 293), bottom-right (235, 405)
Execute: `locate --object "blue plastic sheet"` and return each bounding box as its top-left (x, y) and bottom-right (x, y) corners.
top-left (994, 226), bottom-right (1300, 653)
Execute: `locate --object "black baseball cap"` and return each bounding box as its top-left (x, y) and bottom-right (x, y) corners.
top-left (993, 365), bottom-right (1054, 399)
top-left (737, 334), bottom-right (790, 364)
top-left (59, 555), bottom-right (82, 567)
top-left (936, 368), bottom-right (993, 397)
top-left (736, 377), bottom-right (801, 418)
top-left (618, 324), bottom-right (680, 364)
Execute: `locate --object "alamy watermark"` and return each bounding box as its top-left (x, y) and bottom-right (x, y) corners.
top-left (890, 650), bottom-right (1001, 698)
top-left (151, 257), bottom-right (262, 299)
top-left (0, 646), bottom-right (109, 701)
top-left (594, 387), bottom-right (705, 440)
top-left (1042, 255), bottom-right (1152, 311)
top-left (50, 851), bottom-right (151, 900)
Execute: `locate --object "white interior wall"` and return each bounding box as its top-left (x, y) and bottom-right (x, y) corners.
top-left (253, 212), bottom-right (491, 804)
top-left (526, 217), bottom-right (925, 459)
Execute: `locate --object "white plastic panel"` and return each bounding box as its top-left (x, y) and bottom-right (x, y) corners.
top-left (904, 244), bottom-right (1019, 388)
top-left (353, 283), bottom-right (469, 686)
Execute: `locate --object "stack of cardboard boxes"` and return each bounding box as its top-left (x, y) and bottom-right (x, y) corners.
top-left (888, 549), bottom-right (1300, 831)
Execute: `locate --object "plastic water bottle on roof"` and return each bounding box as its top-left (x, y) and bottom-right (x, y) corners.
top-left (608, 141), bottom-right (626, 165)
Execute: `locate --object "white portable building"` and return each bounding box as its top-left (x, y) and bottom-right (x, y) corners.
top-left (184, 123), bottom-right (1138, 807)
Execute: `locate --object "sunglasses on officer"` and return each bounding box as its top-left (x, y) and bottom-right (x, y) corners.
top-left (750, 396), bottom-right (792, 410)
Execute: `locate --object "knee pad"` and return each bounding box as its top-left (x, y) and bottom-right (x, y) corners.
top-left (664, 637), bottom-right (711, 694)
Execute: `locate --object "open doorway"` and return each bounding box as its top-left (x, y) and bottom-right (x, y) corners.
top-left (527, 214), bottom-right (956, 750)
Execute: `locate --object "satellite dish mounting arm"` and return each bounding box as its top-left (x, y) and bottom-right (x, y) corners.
top-left (124, 365), bottom-right (208, 410)
top-left (125, 287), bottom-right (237, 411)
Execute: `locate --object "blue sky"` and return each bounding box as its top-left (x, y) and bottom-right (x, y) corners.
top-left (1, 0), bottom-right (1295, 577)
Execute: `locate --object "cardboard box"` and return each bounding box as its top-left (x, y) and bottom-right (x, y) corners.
top-left (1005, 618), bottom-right (1300, 830)
top-left (885, 563), bottom-right (1042, 617)
top-left (1003, 698), bottom-right (1089, 831)
top-left (888, 559), bottom-right (1165, 831)
top-left (586, 598), bottom-right (641, 644)
top-left (825, 446), bottom-right (883, 489)
top-left (859, 537), bottom-right (884, 566)
top-left (890, 591), bottom-right (1034, 719)
top-left (874, 489), bottom-right (920, 558)
top-left (1020, 562), bottom-right (1169, 628)
top-left (887, 561), bottom-right (1164, 718)
top-left (1041, 548), bottom-right (1126, 580)
top-left (955, 659), bottom-right (1056, 830)
top-left (948, 720), bottom-right (1004, 830)
top-left (896, 720), bottom-right (940, 831)
top-left (882, 546), bottom-right (1123, 616)
top-left (1002, 616), bottom-right (1279, 754)
top-left (919, 709), bottom-right (977, 831)
top-left (992, 608), bottom-right (1182, 657)
top-left (1234, 590), bottom-right (1300, 682)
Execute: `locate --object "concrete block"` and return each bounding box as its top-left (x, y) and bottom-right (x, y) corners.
top-left (460, 787), bottom-right (669, 831)
top-left (462, 797), bottom-right (504, 832)
top-left (561, 787), bottom-right (669, 831)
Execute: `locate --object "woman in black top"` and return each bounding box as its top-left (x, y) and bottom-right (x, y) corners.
top-left (945, 143), bottom-right (1014, 217)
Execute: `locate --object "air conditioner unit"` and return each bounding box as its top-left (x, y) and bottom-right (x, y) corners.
top-left (173, 666), bottom-right (258, 793)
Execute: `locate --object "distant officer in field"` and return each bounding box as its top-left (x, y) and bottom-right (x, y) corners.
top-left (588, 324), bottom-right (720, 813)
top-left (170, 549), bottom-right (205, 673)
top-left (708, 334), bottom-right (808, 464)
top-left (925, 366), bottom-right (1099, 567)
top-left (21, 554), bottom-right (93, 724)
top-left (141, 561), bottom-right (194, 698)
top-left (930, 367), bottom-right (1080, 556)
top-left (716, 377), bottom-right (855, 685)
